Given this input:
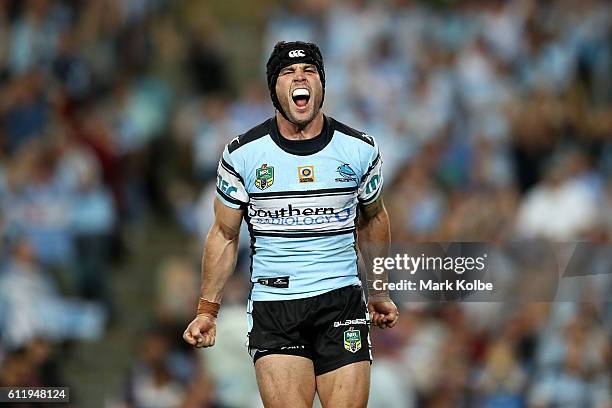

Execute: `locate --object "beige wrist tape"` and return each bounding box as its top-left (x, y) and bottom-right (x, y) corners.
top-left (197, 298), bottom-right (220, 318)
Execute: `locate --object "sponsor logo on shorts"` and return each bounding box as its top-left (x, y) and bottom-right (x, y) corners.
top-left (280, 345), bottom-right (306, 350)
top-left (334, 319), bottom-right (368, 328)
top-left (298, 166), bottom-right (315, 183)
top-left (344, 327), bottom-right (362, 353)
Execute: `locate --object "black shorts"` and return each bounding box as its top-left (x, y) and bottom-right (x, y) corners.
top-left (247, 285), bottom-right (372, 376)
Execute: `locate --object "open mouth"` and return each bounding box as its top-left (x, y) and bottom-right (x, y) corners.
top-left (292, 88), bottom-right (310, 108)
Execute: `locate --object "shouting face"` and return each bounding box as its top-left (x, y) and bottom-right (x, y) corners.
top-left (275, 63), bottom-right (323, 127)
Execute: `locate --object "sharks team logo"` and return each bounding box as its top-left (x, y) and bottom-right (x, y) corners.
top-left (255, 164), bottom-right (274, 190)
top-left (336, 163), bottom-right (357, 182)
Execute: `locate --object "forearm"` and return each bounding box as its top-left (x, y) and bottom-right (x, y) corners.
top-left (199, 224), bottom-right (240, 303)
top-left (358, 202), bottom-right (391, 300)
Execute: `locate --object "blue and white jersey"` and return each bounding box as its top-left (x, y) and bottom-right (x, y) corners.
top-left (216, 116), bottom-right (383, 301)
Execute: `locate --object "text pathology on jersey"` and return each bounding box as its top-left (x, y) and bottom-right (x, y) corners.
top-left (249, 205), bottom-right (352, 225)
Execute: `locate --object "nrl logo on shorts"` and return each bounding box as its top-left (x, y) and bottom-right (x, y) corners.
top-left (255, 163), bottom-right (274, 190)
top-left (343, 327), bottom-right (361, 353)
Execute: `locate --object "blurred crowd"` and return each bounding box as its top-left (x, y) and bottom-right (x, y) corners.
top-left (0, 0), bottom-right (610, 407)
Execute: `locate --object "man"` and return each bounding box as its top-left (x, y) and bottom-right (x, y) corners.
top-left (183, 41), bottom-right (399, 408)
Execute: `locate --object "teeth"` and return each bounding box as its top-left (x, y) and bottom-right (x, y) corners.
top-left (292, 88), bottom-right (310, 98)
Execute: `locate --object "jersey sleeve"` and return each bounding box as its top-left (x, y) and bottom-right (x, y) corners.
top-left (216, 145), bottom-right (249, 209)
top-left (357, 137), bottom-right (383, 205)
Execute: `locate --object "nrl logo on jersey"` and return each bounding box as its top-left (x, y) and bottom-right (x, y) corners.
top-left (255, 163), bottom-right (274, 190)
top-left (335, 163), bottom-right (357, 182)
top-left (343, 327), bottom-right (361, 353)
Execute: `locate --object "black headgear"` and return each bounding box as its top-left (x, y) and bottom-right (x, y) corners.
top-left (266, 41), bottom-right (325, 121)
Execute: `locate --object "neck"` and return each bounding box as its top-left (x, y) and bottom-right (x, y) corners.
top-left (275, 111), bottom-right (324, 140)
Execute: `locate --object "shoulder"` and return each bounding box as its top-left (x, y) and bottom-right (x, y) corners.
top-left (227, 118), bottom-right (273, 154)
top-left (329, 117), bottom-right (375, 147)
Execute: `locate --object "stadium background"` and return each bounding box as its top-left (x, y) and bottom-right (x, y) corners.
top-left (0, 0), bottom-right (610, 407)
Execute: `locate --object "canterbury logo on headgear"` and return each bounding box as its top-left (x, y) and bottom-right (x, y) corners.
top-left (288, 49), bottom-right (306, 58)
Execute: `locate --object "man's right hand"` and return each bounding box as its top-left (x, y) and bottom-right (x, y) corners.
top-left (183, 314), bottom-right (217, 348)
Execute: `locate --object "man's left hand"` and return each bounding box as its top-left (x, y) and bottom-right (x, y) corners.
top-left (368, 299), bottom-right (399, 329)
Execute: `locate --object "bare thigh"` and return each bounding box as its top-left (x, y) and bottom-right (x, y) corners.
top-left (316, 361), bottom-right (370, 408)
top-left (255, 354), bottom-right (316, 408)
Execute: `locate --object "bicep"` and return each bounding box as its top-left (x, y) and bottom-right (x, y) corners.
top-left (358, 195), bottom-right (388, 227)
top-left (212, 198), bottom-right (243, 240)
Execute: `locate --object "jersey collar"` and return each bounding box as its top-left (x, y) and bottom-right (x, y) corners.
top-left (269, 115), bottom-right (334, 156)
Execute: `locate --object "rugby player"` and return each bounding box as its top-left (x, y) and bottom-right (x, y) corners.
top-left (183, 41), bottom-right (399, 408)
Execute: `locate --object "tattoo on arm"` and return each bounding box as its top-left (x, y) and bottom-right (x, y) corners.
top-left (358, 195), bottom-right (384, 227)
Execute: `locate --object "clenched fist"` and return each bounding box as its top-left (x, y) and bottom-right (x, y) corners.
top-left (368, 299), bottom-right (399, 329)
top-left (183, 314), bottom-right (217, 348)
